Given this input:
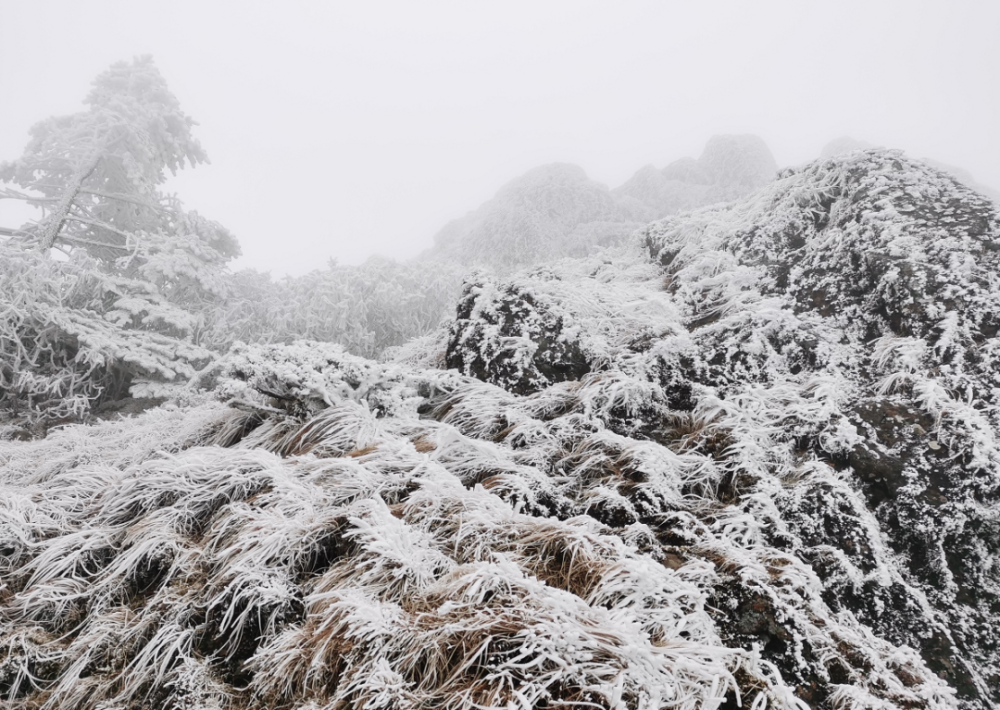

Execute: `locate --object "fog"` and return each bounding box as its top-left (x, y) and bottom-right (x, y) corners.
top-left (2, 0), bottom-right (997, 276)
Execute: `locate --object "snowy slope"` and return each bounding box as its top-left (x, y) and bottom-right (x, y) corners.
top-left (2, 149), bottom-right (999, 709)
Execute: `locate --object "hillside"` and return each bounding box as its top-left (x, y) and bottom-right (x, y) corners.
top-left (2, 148), bottom-right (999, 709)
top-left (422, 135), bottom-right (777, 272)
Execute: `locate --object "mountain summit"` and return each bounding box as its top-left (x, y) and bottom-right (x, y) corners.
top-left (615, 134), bottom-right (778, 219)
top-left (428, 162), bottom-right (647, 270)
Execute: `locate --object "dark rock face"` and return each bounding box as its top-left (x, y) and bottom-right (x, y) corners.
top-left (445, 278), bottom-right (590, 395)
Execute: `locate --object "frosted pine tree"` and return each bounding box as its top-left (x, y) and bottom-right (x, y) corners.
top-left (0, 56), bottom-right (239, 428)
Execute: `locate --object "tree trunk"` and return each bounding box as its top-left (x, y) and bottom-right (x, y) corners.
top-left (37, 152), bottom-right (102, 252)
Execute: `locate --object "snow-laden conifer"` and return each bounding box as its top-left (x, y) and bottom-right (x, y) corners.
top-left (0, 57), bottom-right (239, 427)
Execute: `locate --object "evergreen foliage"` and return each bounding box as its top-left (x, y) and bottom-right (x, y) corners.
top-left (0, 55), bottom-right (238, 277)
top-left (0, 57), bottom-right (237, 426)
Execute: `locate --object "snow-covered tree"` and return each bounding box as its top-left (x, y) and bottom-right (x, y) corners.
top-left (0, 57), bottom-right (239, 428)
top-left (0, 55), bottom-right (238, 293)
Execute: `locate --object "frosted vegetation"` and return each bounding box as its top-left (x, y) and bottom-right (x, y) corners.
top-left (2, 59), bottom-right (1000, 710)
top-left (0, 57), bottom-right (237, 428)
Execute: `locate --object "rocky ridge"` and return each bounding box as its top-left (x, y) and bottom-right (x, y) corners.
top-left (424, 135), bottom-right (778, 272)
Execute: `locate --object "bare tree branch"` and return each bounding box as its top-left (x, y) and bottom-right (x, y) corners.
top-left (62, 215), bottom-right (137, 243)
top-left (56, 234), bottom-right (130, 252)
top-left (0, 187), bottom-right (57, 202)
top-left (37, 152), bottom-right (102, 251)
top-left (78, 188), bottom-right (164, 211)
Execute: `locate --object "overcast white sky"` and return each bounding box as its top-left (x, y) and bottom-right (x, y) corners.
top-left (2, 1), bottom-right (998, 276)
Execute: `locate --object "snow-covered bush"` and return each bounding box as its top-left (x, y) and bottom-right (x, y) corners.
top-left (0, 243), bottom-right (213, 429)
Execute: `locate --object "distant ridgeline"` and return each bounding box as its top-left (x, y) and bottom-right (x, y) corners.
top-left (422, 134), bottom-right (778, 271)
top-left (208, 134), bottom-right (999, 371)
top-left (3, 148), bottom-right (1000, 709)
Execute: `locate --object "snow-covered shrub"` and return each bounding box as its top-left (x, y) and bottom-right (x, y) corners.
top-left (445, 277), bottom-right (591, 395)
top-left (0, 243), bottom-right (213, 428)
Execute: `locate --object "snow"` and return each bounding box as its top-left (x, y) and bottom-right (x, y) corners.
top-left (2, 148), bottom-right (1000, 708)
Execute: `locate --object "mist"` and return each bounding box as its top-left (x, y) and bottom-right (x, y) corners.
top-left (2, 0), bottom-right (998, 276)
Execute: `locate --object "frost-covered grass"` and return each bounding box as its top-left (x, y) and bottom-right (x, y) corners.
top-left (0, 355), bottom-right (957, 708)
top-left (0, 397), bottom-right (798, 710)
